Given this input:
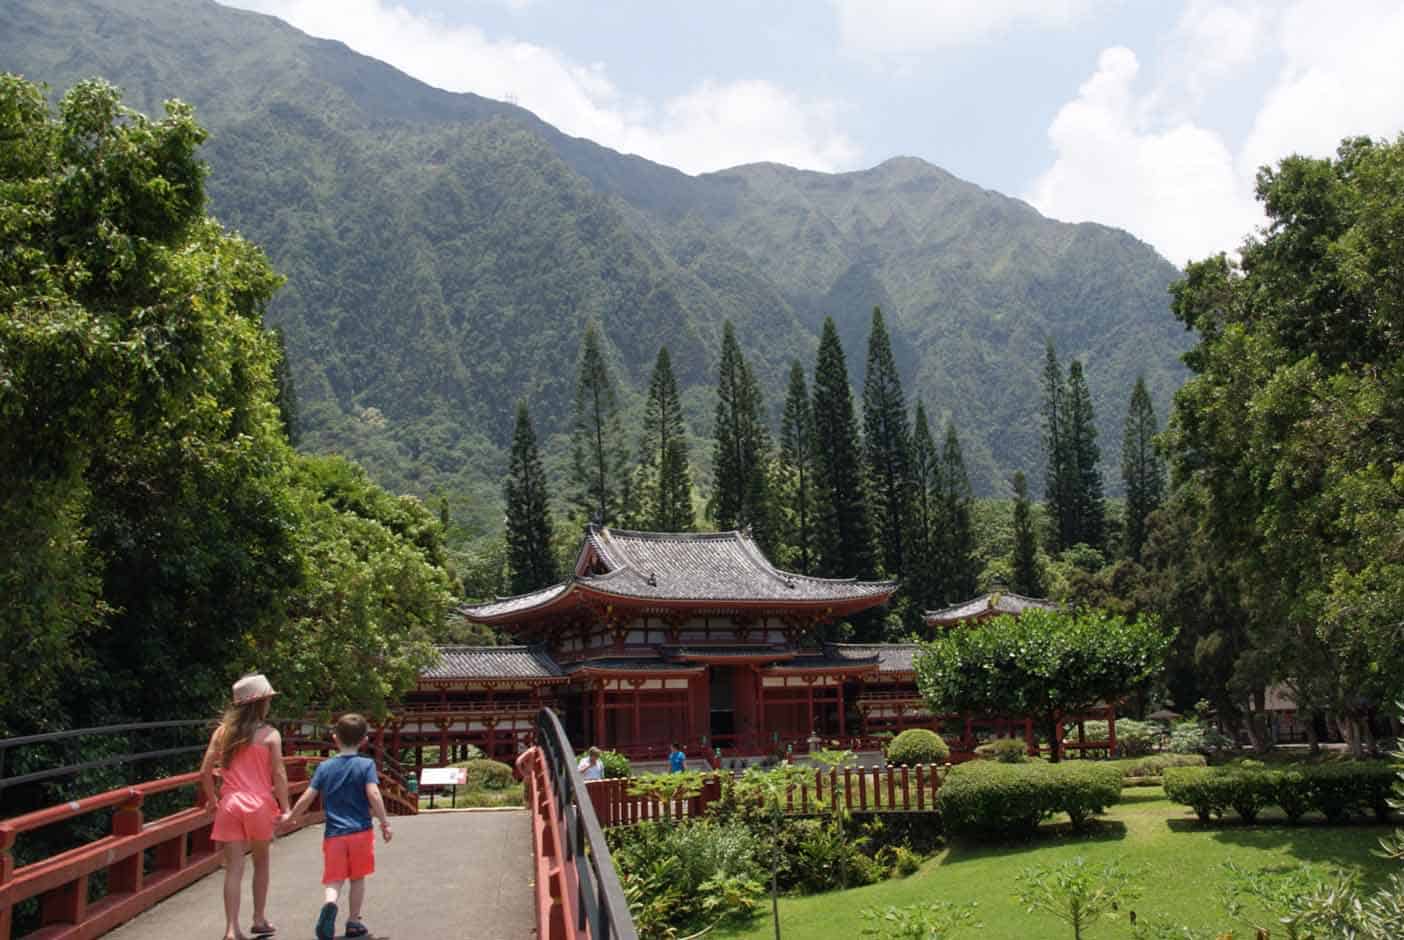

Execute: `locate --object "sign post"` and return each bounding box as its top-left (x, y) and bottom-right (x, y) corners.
top-left (419, 767), bottom-right (468, 809)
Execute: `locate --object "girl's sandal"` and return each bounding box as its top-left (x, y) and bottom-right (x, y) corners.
top-left (250, 923), bottom-right (277, 936)
top-left (345, 921), bottom-right (370, 938)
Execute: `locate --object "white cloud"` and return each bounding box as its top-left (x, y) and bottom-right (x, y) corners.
top-left (833, 0), bottom-right (1099, 55)
top-left (1028, 1), bottom-right (1404, 266)
top-left (219, 0), bottom-right (860, 174)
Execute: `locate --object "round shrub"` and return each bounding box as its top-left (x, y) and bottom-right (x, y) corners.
top-left (974, 738), bottom-right (1029, 763)
top-left (599, 750), bottom-right (632, 779)
top-left (1125, 753), bottom-right (1206, 779)
top-left (461, 758), bottom-right (515, 790)
top-left (1169, 721), bottom-right (1235, 757)
top-left (887, 729), bottom-right (950, 766)
top-left (937, 761), bottom-right (1122, 838)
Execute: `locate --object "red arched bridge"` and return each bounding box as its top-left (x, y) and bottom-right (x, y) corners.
top-left (0, 710), bottom-right (1001, 939)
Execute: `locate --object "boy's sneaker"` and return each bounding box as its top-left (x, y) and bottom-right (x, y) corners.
top-left (315, 902), bottom-right (338, 940)
top-left (345, 921), bottom-right (369, 938)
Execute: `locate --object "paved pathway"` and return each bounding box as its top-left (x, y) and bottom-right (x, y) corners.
top-left (105, 811), bottom-right (535, 940)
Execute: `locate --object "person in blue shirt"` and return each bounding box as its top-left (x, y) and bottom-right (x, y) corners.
top-left (285, 714), bottom-right (393, 940)
top-left (668, 743), bottom-right (686, 773)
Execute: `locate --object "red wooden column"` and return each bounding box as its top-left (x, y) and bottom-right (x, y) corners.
top-left (594, 683), bottom-right (606, 747)
top-left (109, 792), bottom-right (145, 896)
top-left (437, 720), bottom-right (449, 766)
top-left (1024, 717), bottom-right (1037, 756)
top-left (0, 826), bottom-right (13, 938)
top-left (632, 686), bottom-right (641, 749)
top-left (1107, 704), bottom-right (1118, 755)
top-left (806, 683), bottom-right (815, 735)
top-left (835, 679), bottom-right (846, 736)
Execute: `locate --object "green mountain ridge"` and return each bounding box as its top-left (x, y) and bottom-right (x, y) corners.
top-left (0, 0), bottom-right (1191, 539)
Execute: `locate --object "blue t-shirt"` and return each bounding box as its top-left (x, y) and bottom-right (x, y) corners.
top-left (311, 754), bottom-right (378, 838)
top-left (669, 750), bottom-right (686, 773)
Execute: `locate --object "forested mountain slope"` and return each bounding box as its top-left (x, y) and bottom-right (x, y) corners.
top-left (0, 0), bottom-right (1190, 535)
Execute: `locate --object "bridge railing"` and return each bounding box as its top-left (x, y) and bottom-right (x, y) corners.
top-left (0, 756), bottom-right (324, 940)
top-left (518, 709), bottom-right (636, 940)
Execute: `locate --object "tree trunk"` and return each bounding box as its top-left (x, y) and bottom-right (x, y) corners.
top-left (1363, 713), bottom-right (1378, 758)
top-left (1047, 714), bottom-right (1062, 764)
top-left (1345, 717), bottom-right (1364, 759)
top-left (1305, 715), bottom-right (1320, 755)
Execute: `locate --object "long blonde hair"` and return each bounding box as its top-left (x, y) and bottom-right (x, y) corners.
top-left (217, 697), bottom-right (271, 768)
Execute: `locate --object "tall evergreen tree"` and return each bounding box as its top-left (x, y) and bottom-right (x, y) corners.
top-left (711, 322), bottom-right (773, 545)
top-left (811, 318), bottom-right (875, 579)
top-left (905, 401), bottom-right (942, 621)
top-left (1064, 359), bottom-right (1106, 550)
top-left (1121, 375), bottom-right (1165, 563)
top-left (505, 401), bottom-right (559, 594)
top-left (570, 322), bottom-right (627, 525)
top-left (637, 347), bottom-right (694, 531)
top-left (778, 361), bottom-right (817, 573)
top-left (939, 422), bottom-right (979, 600)
top-left (862, 307), bottom-right (913, 578)
top-left (1009, 471), bottom-right (1044, 596)
top-left (271, 327), bottom-right (300, 446)
top-left (1041, 341), bottom-right (1074, 552)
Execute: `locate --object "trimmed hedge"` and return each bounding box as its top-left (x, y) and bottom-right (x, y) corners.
top-left (974, 738), bottom-right (1029, 763)
top-left (1164, 761), bottom-right (1399, 824)
top-left (600, 750), bottom-right (632, 779)
top-left (887, 729), bottom-right (950, 766)
top-left (461, 758), bottom-right (516, 790)
top-left (1124, 753), bottom-right (1206, 779)
top-left (936, 761), bottom-right (1123, 837)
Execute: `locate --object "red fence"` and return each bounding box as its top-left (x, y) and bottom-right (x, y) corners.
top-left (586, 764), bottom-right (948, 828)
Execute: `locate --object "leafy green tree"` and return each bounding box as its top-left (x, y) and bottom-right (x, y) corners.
top-left (904, 402), bottom-right (942, 622)
top-left (1121, 376), bottom-right (1165, 563)
top-left (1041, 341), bottom-right (1073, 552)
top-left (812, 317), bottom-right (875, 579)
top-left (777, 361), bottom-right (817, 573)
top-left (570, 322), bottom-right (628, 526)
top-left (915, 608), bottom-right (1172, 761)
top-left (1064, 360), bottom-right (1106, 551)
top-left (937, 423), bottom-right (979, 601)
top-left (636, 347), bottom-right (694, 531)
top-left (711, 321), bottom-right (773, 545)
top-left (504, 401), bottom-right (558, 594)
top-left (862, 307), bottom-right (913, 578)
top-left (1009, 471), bottom-right (1044, 596)
top-left (1165, 135), bottom-right (1404, 755)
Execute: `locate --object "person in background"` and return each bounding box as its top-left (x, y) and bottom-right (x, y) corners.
top-left (201, 673), bottom-right (290, 940)
top-left (668, 742), bottom-right (686, 773)
top-left (577, 746), bottom-right (605, 781)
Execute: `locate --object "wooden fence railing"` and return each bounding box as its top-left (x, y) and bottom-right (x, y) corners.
top-left (586, 763), bottom-right (949, 829)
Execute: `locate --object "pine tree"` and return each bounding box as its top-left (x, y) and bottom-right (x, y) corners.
top-left (637, 347), bottom-right (694, 531)
top-left (778, 361), bottom-right (817, 573)
top-left (939, 422), bottom-right (978, 600)
top-left (271, 327), bottom-right (300, 446)
top-left (862, 307), bottom-right (913, 578)
top-left (1121, 375), bottom-right (1165, 563)
top-left (505, 400), bottom-right (559, 594)
top-left (1010, 471), bottom-right (1044, 596)
top-left (811, 317), bottom-right (875, 579)
top-left (905, 401), bottom-right (942, 621)
top-left (1041, 341), bottom-right (1074, 552)
top-left (570, 323), bottom-right (627, 525)
top-left (711, 322), bottom-right (773, 545)
top-left (1064, 359), bottom-right (1106, 551)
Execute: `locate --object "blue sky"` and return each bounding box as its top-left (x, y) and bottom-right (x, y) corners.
top-left (225, 1), bottom-right (1404, 266)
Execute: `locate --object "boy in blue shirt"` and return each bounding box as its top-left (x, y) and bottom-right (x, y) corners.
top-left (668, 743), bottom-right (686, 773)
top-left (285, 714), bottom-right (393, 940)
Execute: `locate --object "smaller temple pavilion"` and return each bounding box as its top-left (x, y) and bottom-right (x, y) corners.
top-left (924, 590), bottom-right (1056, 629)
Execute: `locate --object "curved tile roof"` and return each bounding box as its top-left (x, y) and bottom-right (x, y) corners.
top-left (924, 591), bottom-right (1056, 625)
top-left (422, 645), bottom-right (564, 680)
top-left (460, 526), bottom-right (896, 623)
top-left (827, 643), bottom-right (921, 674)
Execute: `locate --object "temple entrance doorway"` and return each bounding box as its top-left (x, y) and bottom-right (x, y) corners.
top-left (709, 665), bottom-right (735, 748)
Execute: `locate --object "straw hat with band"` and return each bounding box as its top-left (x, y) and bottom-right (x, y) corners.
top-left (232, 673), bottom-right (278, 705)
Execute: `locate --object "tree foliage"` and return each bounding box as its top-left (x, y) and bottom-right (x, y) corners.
top-left (634, 347), bottom-right (694, 531)
top-left (1009, 471), bottom-right (1044, 597)
top-left (862, 307), bottom-right (913, 578)
top-left (1120, 376), bottom-right (1164, 563)
top-left (0, 76), bottom-right (453, 732)
top-left (1165, 134), bottom-right (1404, 753)
top-left (777, 360), bottom-right (817, 573)
top-left (505, 400), bottom-right (558, 594)
top-left (710, 321), bottom-right (773, 546)
top-left (570, 322), bottom-right (628, 526)
top-left (812, 317), bottom-right (875, 579)
top-left (914, 608), bottom-right (1172, 761)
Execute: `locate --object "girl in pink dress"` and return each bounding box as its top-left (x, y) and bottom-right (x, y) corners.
top-left (202, 674), bottom-right (291, 940)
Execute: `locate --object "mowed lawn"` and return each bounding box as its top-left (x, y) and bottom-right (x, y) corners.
top-left (714, 787), bottom-right (1399, 939)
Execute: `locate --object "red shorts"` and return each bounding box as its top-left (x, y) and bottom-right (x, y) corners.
top-left (322, 829), bottom-right (375, 884)
top-left (211, 793), bottom-right (277, 844)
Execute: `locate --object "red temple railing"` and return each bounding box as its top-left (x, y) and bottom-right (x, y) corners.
top-left (586, 763), bottom-right (950, 828)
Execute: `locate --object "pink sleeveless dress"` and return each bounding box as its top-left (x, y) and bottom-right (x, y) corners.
top-left (211, 730), bottom-right (278, 843)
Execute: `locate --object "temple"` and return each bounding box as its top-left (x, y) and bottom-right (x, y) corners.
top-left (387, 526), bottom-right (1084, 772)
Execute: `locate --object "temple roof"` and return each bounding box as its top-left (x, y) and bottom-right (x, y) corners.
top-left (461, 525), bottom-right (896, 624)
top-left (924, 591), bottom-right (1056, 626)
top-left (422, 645), bottom-right (564, 680)
top-left (827, 643), bottom-right (921, 674)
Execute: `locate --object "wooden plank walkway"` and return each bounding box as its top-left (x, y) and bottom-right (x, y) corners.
top-left (102, 811), bottom-right (534, 940)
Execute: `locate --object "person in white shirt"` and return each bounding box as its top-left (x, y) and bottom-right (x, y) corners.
top-left (577, 746), bottom-right (605, 781)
